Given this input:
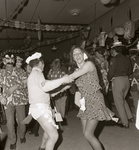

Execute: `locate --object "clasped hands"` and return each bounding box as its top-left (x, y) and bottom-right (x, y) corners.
top-left (50, 74), bottom-right (74, 97)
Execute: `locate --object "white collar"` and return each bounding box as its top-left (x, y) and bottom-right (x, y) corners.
top-left (32, 67), bottom-right (42, 72)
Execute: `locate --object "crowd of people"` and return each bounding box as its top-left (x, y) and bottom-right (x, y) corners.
top-left (0, 40), bottom-right (139, 150)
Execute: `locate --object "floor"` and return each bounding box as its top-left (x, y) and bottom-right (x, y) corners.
top-left (1, 98), bottom-right (139, 150)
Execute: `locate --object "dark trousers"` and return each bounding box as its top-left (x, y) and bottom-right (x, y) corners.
top-left (112, 76), bottom-right (133, 125)
top-left (5, 105), bottom-right (26, 144)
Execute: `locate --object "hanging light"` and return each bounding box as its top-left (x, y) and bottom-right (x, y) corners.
top-left (71, 9), bottom-right (80, 16)
top-left (51, 45), bottom-right (57, 51)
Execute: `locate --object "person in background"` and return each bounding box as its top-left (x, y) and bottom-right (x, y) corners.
top-left (0, 126), bottom-right (7, 150)
top-left (129, 47), bottom-right (139, 119)
top-left (108, 41), bottom-right (134, 128)
top-left (93, 46), bottom-right (110, 108)
top-left (69, 46), bottom-right (116, 150)
top-left (0, 53), bottom-right (28, 150)
top-left (26, 52), bottom-right (73, 150)
top-left (67, 67), bottom-right (78, 111)
top-left (0, 87), bottom-right (7, 150)
top-left (47, 59), bottom-right (68, 127)
top-left (16, 56), bottom-right (23, 69)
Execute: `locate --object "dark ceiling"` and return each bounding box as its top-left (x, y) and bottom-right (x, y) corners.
top-left (0, 0), bottom-right (126, 50)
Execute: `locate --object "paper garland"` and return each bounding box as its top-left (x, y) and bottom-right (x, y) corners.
top-left (0, 20), bottom-right (84, 32)
top-left (0, 32), bottom-right (80, 56)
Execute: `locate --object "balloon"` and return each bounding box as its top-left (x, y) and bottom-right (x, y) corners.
top-left (100, 0), bottom-right (111, 5)
top-left (114, 27), bottom-right (125, 35)
top-left (108, 30), bottom-right (115, 38)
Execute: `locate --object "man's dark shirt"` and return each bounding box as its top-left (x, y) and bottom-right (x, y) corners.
top-left (108, 53), bottom-right (132, 81)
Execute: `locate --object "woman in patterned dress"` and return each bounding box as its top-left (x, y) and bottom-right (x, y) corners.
top-left (69, 46), bottom-right (115, 150)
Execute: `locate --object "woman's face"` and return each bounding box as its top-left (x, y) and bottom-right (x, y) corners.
top-left (104, 50), bottom-right (109, 59)
top-left (73, 48), bottom-right (84, 65)
top-left (26, 65), bottom-right (32, 74)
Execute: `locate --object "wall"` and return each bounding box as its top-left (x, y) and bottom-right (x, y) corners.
top-left (89, 0), bottom-right (139, 40)
top-left (24, 36), bottom-right (81, 62)
top-left (0, 35), bottom-right (81, 63)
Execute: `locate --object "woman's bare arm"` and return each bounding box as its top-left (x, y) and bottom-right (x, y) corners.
top-left (69, 61), bottom-right (94, 79)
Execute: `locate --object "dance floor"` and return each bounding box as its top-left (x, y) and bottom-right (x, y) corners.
top-left (1, 101), bottom-right (139, 150)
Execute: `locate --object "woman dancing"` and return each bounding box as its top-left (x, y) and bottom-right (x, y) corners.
top-left (69, 46), bottom-right (117, 150)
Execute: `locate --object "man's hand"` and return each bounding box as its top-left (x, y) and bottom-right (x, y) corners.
top-left (7, 85), bottom-right (17, 97)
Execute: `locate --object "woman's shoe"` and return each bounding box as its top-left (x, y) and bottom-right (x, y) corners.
top-left (10, 143), bottom-right (16, 150)
top-left (20, 137), bottom-right (26, 143)
top-left (28, 131), bottom-right (34, 135)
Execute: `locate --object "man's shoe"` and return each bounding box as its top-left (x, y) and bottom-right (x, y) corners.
top-left (128, 117), bottom-right (135, 123)
top-left (122, 124), bottom-right (129, 129)
top-left (20, 137), bottom-right (26, 143)
top-left (10, 143), bottom-right (16, 150)
top-left (119, 123), bottom-right (129, 129)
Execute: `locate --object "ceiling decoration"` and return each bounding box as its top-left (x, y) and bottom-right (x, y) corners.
top-left (4, 0), bottom-right (28, 22)
top-left (0, 19), bottom-right (85, 32)
top-left (0, 0), bottom-right (126, 52)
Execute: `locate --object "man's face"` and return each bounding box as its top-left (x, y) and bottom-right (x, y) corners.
top-left (3, 54), bottom-right (15, 65)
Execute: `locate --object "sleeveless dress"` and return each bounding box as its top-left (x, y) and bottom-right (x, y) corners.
top-left (75, 67), bottom-right (114, 121)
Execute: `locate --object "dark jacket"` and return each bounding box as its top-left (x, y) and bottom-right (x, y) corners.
top-left (108, 54), bottom-right (132, 81)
